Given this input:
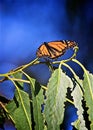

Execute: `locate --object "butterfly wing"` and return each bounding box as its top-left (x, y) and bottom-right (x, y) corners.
top-left (47, 40), bottom-right (77, 59)
top-left (48, 41), bottom-right (67, 51)
top-left (47, 41), bottom-right (68, 59)
top-left (36, 44), bottom-right (50, 58)
top-left (36, 40), bottom-right (77, 59)
top-left (66, 41), bottom-right (77, 48)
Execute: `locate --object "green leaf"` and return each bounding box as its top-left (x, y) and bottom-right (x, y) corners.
top-left (71, 77), bottom-right (87, 130)
top-left (13, 72), bottom-right (23, 79)
top-left (44, 68), bottom-right (73, 130)
top-left (6, 90), bottom-right (31, 130)
top-left (30, 78), bottom-right (44, 130)
top-left (12, 72), bottom-right (23, 89)
top-left (83, 71), bottom-right (93, 129)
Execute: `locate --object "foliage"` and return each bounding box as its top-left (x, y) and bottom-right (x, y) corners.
top-left (0, 46), bottom-right (93, 130)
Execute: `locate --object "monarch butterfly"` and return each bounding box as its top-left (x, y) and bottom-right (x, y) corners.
top-left (36, 40), bottom-right (77, 59)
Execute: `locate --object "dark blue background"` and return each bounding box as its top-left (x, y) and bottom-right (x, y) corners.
top-left (0, 0), bottom-right (93, 130)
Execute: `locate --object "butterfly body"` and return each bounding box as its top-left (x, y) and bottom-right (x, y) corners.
top-left (36, 40), bottom-right (77, 59)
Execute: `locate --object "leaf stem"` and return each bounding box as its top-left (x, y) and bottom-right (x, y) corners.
top-left (0, 58), bottom-right (39, 77)
top-left (72, 59), bottom-right (93, 100)
top-left (61, 62), bottom-right (77, 77)
top-left (53, 46), bottom-right (79, 65)
top-left (7, 75), bottom-right (32, 130)
top-left (66, 98), bottom-right (74, 105)
top-left (9, 78), bottom-right (30, 84)
top-left (72, 59), bottom-right (86, 73)
top-left (0, 102), bottom-right (15, 124)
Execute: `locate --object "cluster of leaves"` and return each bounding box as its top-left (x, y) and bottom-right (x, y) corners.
top-left (0, 48), bottom-right (93, 130)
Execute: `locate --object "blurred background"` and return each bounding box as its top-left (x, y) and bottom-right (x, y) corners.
top-left (0, 0), bottom-right (93, 129)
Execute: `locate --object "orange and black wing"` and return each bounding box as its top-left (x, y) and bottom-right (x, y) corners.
top-left (36, 40), bottom-right (77, 59)
top-left (36, 43), bottom-right (50, 58)
top-left (46, 41), bottom-right (68, 59)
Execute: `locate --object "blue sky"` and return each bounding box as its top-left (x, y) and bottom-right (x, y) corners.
top-left (1, 0), bottom-right (93, 82)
